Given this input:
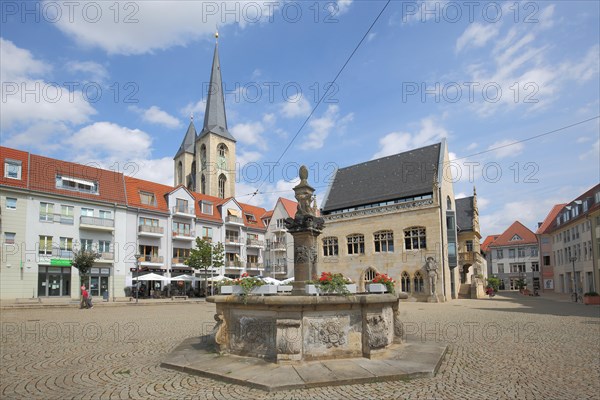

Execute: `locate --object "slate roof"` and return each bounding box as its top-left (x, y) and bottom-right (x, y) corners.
top-left (174, 120), bottom-right (197, 158)
top-left (455, 196), bottom-right (474, 231)
top-left (322, 143), bottom-right (440, 213)
top-left (198, 43), bottom-right (236, 142)
top-left (488, 221), bottom-right (537, 247)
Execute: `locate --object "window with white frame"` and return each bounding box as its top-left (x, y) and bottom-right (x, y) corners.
top-left (404, 227), bottom-right (426, 250)
top-left (39, 236), bottom-right (53, 255)
top-left (80, 239), bottom-right (94, 252)
top-left (510, 263), bottom-right (526, 273)
top-left (139, 191), bottom-right (156, 206)
top-left (6, 198), bottom-right (16, 210)
top-left (61, 205), bottom-right (74, 224)
top-left (518, 248), bottom-right (525, 258)
top-left (201, 201), bottom-right (213, 215)
top-left (496, 249), bottom-right (503, 259)
top-left (4, 232), bottom-right (16, 244)
top-left (56, 175), bottom-right (98, 194)
top-left (98, 240), bottom-right (111, 253)
top-left (509, 249), bottom-right (516, 258)
top-left (531, 262), bottom-right (539, 272)
top-left (322, 237), bottom-right (339, 257)
top-left (374, 230), bottom-right (394, 253)
top-left (202, 226), bottom-right (213, 240)
top-left (498, 263), bottom-right (504, 273)
top-left (81, 207), bottom-right (94, 217)
top-left (4, 159), bottom-right (22, 179)
top-left (531, 247), bottom-right (538, 257)
top-left (39, 202), bottom-right (54, 222)
top-left (99, 210), bottom-right (111, 219)
top-left (59, 237), bottom-right (73, 251)
top-left (347, 234), bottom-right (365, 255)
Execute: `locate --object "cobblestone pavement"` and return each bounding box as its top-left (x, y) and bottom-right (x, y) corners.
top-left (1, 292), bottom-right (599, 400)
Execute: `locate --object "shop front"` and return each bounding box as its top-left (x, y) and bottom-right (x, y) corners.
top-left (38, 264), bottom-right (71, 297)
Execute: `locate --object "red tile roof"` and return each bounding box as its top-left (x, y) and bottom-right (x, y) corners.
top-left (28, 153), bottom-right (127, 204)
top-left (0, 147), bottom-right (29, 189)
top-left (279, 197), bottom-right (298, 218)
top-left (124, 176), bottom-right (171, 212)
top-left (192, 192), bottom-right (224, 223)
top-left (261, 210), bottom-right (274, 219)
top-left (536, 204), bottom-right (567, 235)
top-left (545, 184), bottom-right (600, 233)
top-left (240, 203), bottom-right (268, 230)
top-left (488, 221), bottom-right (537, 248)
top-left (481, 235), bottom-right (499, 252)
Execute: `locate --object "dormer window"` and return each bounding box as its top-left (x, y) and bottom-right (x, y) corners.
top-left (56, 175), bottom-right (98, 194)
top-left (245, 213), bottom-right (256, 223)
top-left (140, 191), bottom-right (156, 206)
top-left (4, 159), bottom-right (22, 180)
top-left (201, 201), bottom-right (213, 215)
top-left (510, 234), bottom-right (522, 241)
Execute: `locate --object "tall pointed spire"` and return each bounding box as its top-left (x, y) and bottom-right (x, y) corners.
top-left (200, 31), bottom-right (236, 142)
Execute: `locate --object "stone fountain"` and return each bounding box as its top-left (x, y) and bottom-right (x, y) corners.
top-left (161, 167), bottom-right (447, 391)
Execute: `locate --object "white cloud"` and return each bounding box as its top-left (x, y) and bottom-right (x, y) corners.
top-left (235, 177), bottom-right (299, 211)
top-left (181, 99), bottom-right (207, 120)
top-left (127, 157), bottom-right (174, 185)
top-left (3, 122), bottom-right (70, 152)
top-left (455, 23), bottom-right (500, 53)
top-left (68, 122), bottom-right (152, 162)
top-left (0, 38), bottom-right (96, 131)
top-left (280, 96), bottom-right (311, 118)
top-left (336, 0), bottom-right (353, 15)
top-left (487, 139), bottom-right (524, 159)
top-left (237, 150), bottom-right (263, 167)
top-left (230, 114), bottom-right (275, 150)
top-left (367, 32), bottom-right (377, 42)
top-left (373, 116), bottom-right (448, 159)
top-left (65, 61), bottom-right (108, 82)
top-left (579, 139), bottom-right (599, 161)
top-left (467, 142), bottom-right (478, 151)
top-left (130, 105), bottom-right (181, 129)
top-left (301, 105), bottom-right (354, 150)
top-left (44, 1), bottom-right (278, 55)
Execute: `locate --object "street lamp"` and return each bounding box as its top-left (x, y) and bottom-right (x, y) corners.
top-left (135, 253), bottom-right (141, 304)
top-left (570, 256), bottom-right (578, 296)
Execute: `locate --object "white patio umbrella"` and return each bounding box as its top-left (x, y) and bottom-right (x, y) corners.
top-left (133, 272), bottom-right (170, 281)
top-left (207, 275), bottom-right (232, 282)
top-left (261, 277), bottom-right (281, 285)
top-left (170, 274), bottom-right (195, 282)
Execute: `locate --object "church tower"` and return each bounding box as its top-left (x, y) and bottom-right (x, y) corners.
top-left (174, 32), bottom-right (236, 198)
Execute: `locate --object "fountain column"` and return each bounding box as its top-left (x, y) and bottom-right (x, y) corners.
top-left (284, 166), bottom-right (324, 296)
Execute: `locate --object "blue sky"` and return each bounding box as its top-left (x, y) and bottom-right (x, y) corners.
top-left (1, 0), bottom-right (599, 238)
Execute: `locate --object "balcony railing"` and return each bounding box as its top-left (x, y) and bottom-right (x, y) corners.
top-left (172, 257), bottom-right (189, 265)
top-left (225, 215), bottom-right (243, 224)
top-left (138, 225), bottom-right (164, 234)
top-left (269, 242), bottom-right (287, 251)
top-left (99, 252), bottom-right (114, 261)
top-left (225, 261), bottom-right (243, 268)
top-left (140, 255), bottom-right (164, 264)
top-left (53, 249), bottom-right (73, 259)
top-left (40, 213), bottom-right (74, 225)
top-left (269, 263), bottom-right (288, 274)
top-left (172, 206), bottom-right (195, 215)
top-left (80, 216), bottom-right (114, 228)
top-left (172, 230), bottom-right (195, 238)
top-left (246, 262), bottom-right (264, 270)
top-left (247, 239), bottom-right (265, 247)
top-left (225, 237), bottom-right (242, 244)
top-left (459, 251), bottom-right (484, 265)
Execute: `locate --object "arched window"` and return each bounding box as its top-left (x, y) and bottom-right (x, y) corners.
top-left (374, 230), bottom-right (394, 252)
top-left (347, 234), bottom-right (365, 255)
top-left (362, 267), bottom-right (377, 292)
top-left (404, 227), bottom-right (426, 250)
top-left (201, 174), bottom-right (206, 195)
top-left (217, 144), bottom-right (227, 170)
top-left (401, 271), bottom-right (411, 292)
top-left (177, 161), bottom-right (183, 185)
top-left (413, 271), bottom-right (424, 293)
top-left (218, 174), bottom-right (226, 199)
top-left (322, 237), bottom-right (338, 257)
top-left (447, 196), bottom-right (452, 210)
top-left (200, 144), bottom-right (207, 170)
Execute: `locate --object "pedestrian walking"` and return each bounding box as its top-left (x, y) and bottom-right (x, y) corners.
top-left (81, 285), bottom-right (93, 309)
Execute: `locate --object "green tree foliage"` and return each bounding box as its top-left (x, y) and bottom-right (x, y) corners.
top-left (71, 249), bottom-right (99, 286)
top-left (486, 276), bottom-right (501, 292)
top-left (186, 238), bottom-right (225, 296)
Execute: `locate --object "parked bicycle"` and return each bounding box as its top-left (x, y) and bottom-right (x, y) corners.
top-left (571, 288), bottom-right (583, 303)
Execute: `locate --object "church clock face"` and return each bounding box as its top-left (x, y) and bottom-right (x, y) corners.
top-left (218, 156), bottom-right (226, 170)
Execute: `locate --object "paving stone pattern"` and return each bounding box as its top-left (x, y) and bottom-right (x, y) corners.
top-left (1, 293), bottom-right (599, 399)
